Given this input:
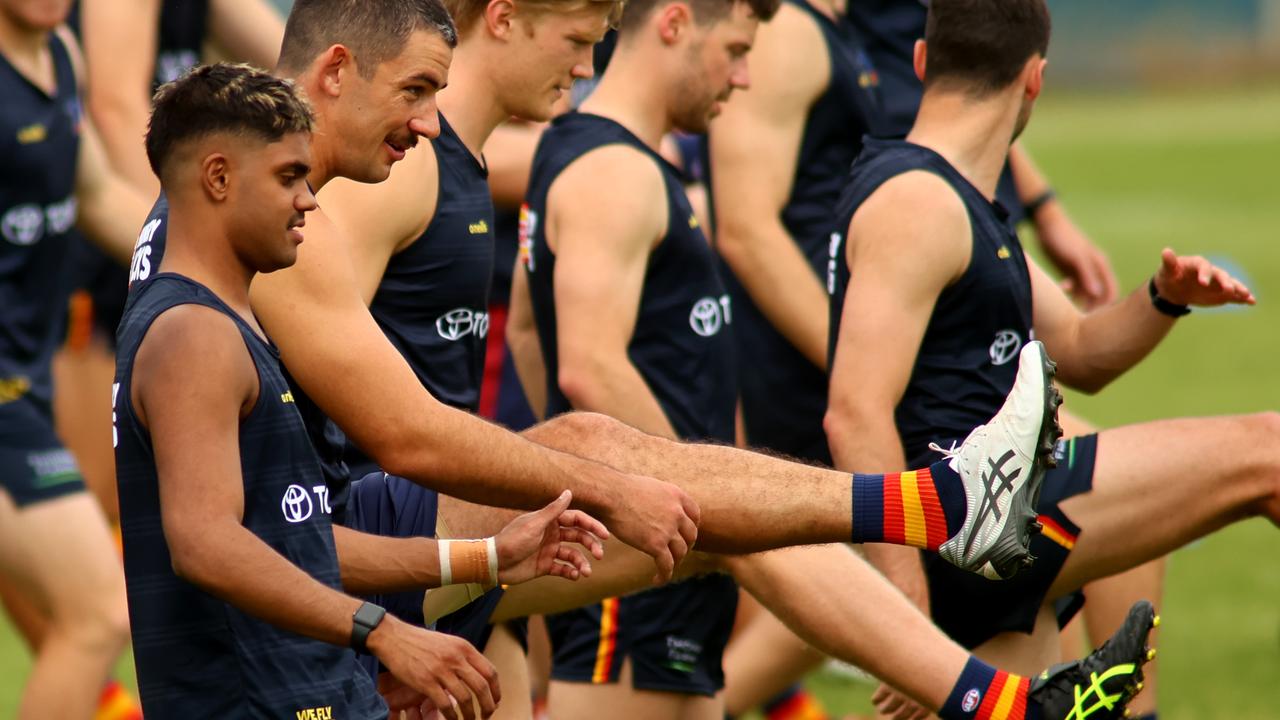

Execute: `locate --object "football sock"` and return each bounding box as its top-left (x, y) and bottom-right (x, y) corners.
top-left (762, 684), bottom-right (830, 720)
top-left (940, 656), bottom-right (1038, 720)
top-left (851, 461), bottom-right (966, 550)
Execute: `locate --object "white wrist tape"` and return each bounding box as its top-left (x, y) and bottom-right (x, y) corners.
top-left (438, 538), bottom-right (499, 587)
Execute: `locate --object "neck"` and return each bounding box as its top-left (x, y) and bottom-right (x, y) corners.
top-left (438, 40), bottom-right (509, 160)
top-left (0, 13), bottom-right (47, 61)
top-left (579, 43), bottom-right (673, 151)
top-left (906, 88), bottom-right (1021, 199)
top-left (160, 201), bottom-right (256, 318)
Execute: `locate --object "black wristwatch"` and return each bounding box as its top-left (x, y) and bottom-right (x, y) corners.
top-left (351, 601), bottom-right (387, 653)
top-left (1148, 277), bottom-right (1191, 318)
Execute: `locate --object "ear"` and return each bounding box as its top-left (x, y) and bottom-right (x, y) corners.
top-left (484, 0), bottom-right (517, 39)
top-left (912, 39), bottom-right (926, 83)
top-left (315, 44), bottom-right (354, 99)
top-left (1025, 57), bottom-right (1046, 101)
top-left (200, 153), bottom-right (232, 202)
top-left (657, 2), bottom-right (694, 45)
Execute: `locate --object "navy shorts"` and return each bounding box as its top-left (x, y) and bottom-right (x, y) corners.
top-left (546, 573), bottom-right (738, 696)
top-left (0, 397), bottom-right (87, 507)
top-left (343, 472), bottom-right (522, 678)
top-left (923, 435), bottom-right (1098, 649)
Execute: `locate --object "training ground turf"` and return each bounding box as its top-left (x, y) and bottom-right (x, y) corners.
top-left (1, 84), bottom-right (1277, 719)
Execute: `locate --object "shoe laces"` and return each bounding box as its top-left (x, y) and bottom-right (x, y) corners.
top-left (928, 439), bottom-right (962, 461)
top-left (1064, 664), bottom-right (1137, 720)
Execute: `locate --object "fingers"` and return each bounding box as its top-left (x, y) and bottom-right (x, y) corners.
top-left (557, 508), bottom-right (610, 541)
top-left (651, 544), bottom-right (676, 584)
top-left (555, 526), bottom-right (605, 560)
top-left (667, 532), bottom-right (690, 576)
top-left (467, 647), bottom-right (502, 708)
top-left (550, 543), bottom-right (591, 578)
top-left (454, 662), bottom-right (498, 719)
top-left (538, 490), bottom-right (573, 520)
top-left (680, 490), bottom-right (702, 527)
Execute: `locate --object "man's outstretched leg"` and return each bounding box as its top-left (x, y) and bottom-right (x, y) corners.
top-left (519, 342), bottom-right (1062, 579)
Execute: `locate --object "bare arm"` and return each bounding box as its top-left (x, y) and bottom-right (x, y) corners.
top-left (1031, 248), bottom-right (1254, 394)
top-left (550, 145), bottom-right (677, 439)
top-left (506, 264), bottom-right (548, 420)
top-left (207, 0), bottom-right (285, 69)
top-left (134, 305), bottom-right (502, 719)
top-left (251, 149), bottom-right (699, 582)
top-left (80, 0), bottom-right (161, 192)
top-left (709, 4), bottom-right (830, 370)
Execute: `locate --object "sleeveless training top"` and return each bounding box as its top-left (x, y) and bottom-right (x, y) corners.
top-left (718, 0), bottom-right (883, 461)
top-left (0, 33), bottom-right (82, 411)
top-left (114, 273), bottom-right (383, 719)
top-left (828, 138), bottom-right (1033, 465)
top-left (343, 112), bottom-right (496, 478)
top-left (522, 112), bottom-right (736, 442)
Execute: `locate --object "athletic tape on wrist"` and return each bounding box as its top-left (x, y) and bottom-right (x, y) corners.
top-left (438, 538), bottom-right (499, 587)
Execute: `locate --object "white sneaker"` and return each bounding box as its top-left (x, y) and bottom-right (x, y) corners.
top-left (934, 340), bottom-right (1062, 579)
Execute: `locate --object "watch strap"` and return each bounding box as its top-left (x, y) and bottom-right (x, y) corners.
top-left (351, 601), bottom-right (386, 653)
top-left (1148, 277), bottom-right (1191, 318)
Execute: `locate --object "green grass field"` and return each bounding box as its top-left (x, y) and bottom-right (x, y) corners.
top-left (2, 85), bottom-right (1277, 717)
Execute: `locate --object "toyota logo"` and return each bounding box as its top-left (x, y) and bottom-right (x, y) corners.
top-left (281, 484), bottom-right (313, 523)
top-left (988, 329), bottom-right (1022, 366)
top-left (436, 308), bottom-right (489, 342)
top-left (2, 204), bottom-right (44, 246)
top-left (689, 298), bottom-right (723, 337)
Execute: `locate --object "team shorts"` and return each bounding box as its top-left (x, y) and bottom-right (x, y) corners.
top-left (923, 435), bottom-right (1098, 649)
top-left (343, 472), bottom-right (523, 678)
top-left (545, 573), bottom-right (739, 696)
top-left (0, 397), bottom-right (87, 507)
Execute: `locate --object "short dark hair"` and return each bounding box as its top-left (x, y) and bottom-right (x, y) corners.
top-left (923, 0), bottom-right (1050, 96)
top-left (146, 63), bottom-right (315, 179)
top-left (277, 0), bottom-right (458, 78)
top-left (617, 0), bottom-right (779, 38)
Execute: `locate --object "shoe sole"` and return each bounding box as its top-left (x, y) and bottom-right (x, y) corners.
top-left (980, 344), bottom-right (1064, 579)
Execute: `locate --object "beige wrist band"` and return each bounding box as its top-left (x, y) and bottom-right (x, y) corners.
top-left (438, 538), bottom-right (499, 587)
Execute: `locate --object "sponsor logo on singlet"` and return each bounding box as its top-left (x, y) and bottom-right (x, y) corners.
top-left (827, 233), bottom-right (842, 295)
top-left (282, 484), bottom-right (333, 523)
top-left (156, 50), bottom-right (199, 85)
top-left (689, 295), bottom-right (732, 338)
top-left (988, 329), bottom-right (1023, 366)
top-left (518, 204), bottom-right (538, 272)
top-left (16, 123), bottom-right (47, 144)
top-left (468, 219), bottom-right (489, 235)
top-left (1, 196), bottom-right (76, 246)
top-left (294, 707), bottom-right (334, 720)
top-left (0, 376), bottom-right (32, 404)
top-left (129, 217), bottom-right (163, 285)
top-left (436, 308), bottom-right (490, 342)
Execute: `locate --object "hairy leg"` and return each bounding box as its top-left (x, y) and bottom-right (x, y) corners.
top-left (522, 412), bottom-right (852, 553)
top-left (1050, 413), bottom-right (1280, 597)
top-left (0, 492), bottom-right (129, 720)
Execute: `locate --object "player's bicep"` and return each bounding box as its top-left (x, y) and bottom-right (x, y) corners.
top-left (132, 306), bottom-right (256, 567)
top-left (249, 213), bottom-right (435, 458)
top-left (549, 149), bottom-right (664, 362)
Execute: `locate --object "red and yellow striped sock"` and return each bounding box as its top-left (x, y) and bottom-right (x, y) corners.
top-left (940, 657), bottom-right (1035, 720)
top-left (851, 463), bottom-right (965, 551)
top-left (95, 680), bottom-right (143, 720)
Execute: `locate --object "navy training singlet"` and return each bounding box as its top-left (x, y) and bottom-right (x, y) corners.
top-left (0, 32), bottom-right (82, 412)
top-left (343, 112), bottom-right (495, 477)
top-left (114, 273), bottom-right (383, 719)
top-left (717, 0), bottom-right (883, 462)
top-left (523, 111), bottom-right (737, 443)
top-left (828, 138), bottom-right (1033, 465)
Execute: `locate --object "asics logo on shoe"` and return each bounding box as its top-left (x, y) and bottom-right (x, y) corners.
top-left (963, 449), bottom-right (1021, 556)
top-left (1064, 665), bottom-right (1138, 720)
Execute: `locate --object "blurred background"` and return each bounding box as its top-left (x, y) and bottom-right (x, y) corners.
top-left (1, 1), bottom-right (1275, 718)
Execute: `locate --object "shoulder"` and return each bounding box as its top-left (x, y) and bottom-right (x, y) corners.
top-left (52, 25), bottom-right (87, 90)
top-left (554, 143), bottom-right (666, 206)
top-left (849, 169), bottom-right (971, 271)
top-left (135, 303), bottom-right (256, 388)
top-left (753, 2), bottom-right (831, 100)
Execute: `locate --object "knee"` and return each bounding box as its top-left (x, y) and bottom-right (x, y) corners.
top-left (536, 411), bottom-right (625, 446)
top-left (49, 576), bottom-right (130, 652)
